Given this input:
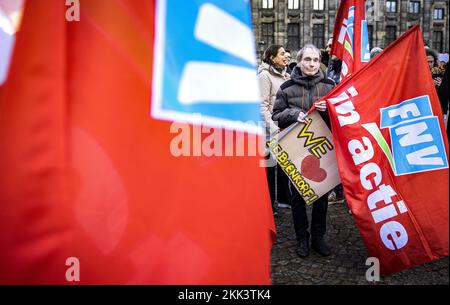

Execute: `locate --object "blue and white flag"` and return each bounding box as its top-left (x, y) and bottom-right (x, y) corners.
top-left (151, 0), bottom-right (261, 133)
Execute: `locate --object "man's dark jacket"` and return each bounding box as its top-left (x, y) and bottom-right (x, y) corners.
top-left (272, 66), bottom-right (335, 129)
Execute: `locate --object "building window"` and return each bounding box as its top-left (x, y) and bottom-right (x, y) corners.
top-left (433, 8), bottom-right (444, 20)
top-left (368, 25), bottom-right (374, 50)
top-left (261, 23), bottom-right (274, 46)
top-left (366, 1), bottom-right (375, 18)
top-left (287, 23), bottom-right (300, 51)
top-left (385, 26), bottom-right (396, 46)
top-left (313, 0), bottom-right (324, 11)
top-left (408, 1), bottom-right (420, 14)
top-left (262, 0), bottom-right (273, 9)
top-left (386, 1), bottom-right (397, 13)
top-left (433, 31), bottom-right (443, 52)
top-left (312, 24), bottom-right (325, 49)
top-left (288, 0), bottom-right (300, 10)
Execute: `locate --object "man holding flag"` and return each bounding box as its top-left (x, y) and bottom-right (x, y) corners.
top-left (272, 44), bottom-right (336, 258)
top-left (302, 0), bottom-right (448, 275)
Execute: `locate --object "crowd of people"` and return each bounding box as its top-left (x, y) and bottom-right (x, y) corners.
top-left (258, 40), bottom-right (449, 258)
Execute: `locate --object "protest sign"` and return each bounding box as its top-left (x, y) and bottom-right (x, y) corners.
top-left (267, 111), bottom-right (341, 205)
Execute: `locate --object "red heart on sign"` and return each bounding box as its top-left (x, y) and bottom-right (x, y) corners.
top-left (301, 155), bottom-right (327, 182)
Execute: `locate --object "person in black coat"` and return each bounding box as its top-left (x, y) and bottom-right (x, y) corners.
top-left (272, 44), bottom-right (335, 258)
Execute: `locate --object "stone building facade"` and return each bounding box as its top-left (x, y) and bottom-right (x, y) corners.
top-left (251, 0), bottom-right (449, 59)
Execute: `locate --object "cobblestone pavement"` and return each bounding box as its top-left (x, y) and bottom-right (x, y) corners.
top-left (271, 202), bottom-right (449, 285)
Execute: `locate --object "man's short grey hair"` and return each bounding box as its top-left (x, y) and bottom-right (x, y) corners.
top-left (296, 44), bottom-right (322, 62)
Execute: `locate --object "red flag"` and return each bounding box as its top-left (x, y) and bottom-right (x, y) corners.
top-left (325, 25), bottom-right (449, 274)
top-left (0, 0), bottom-right (274, 284)
top-left (331, 0), bottom-right (370, 79)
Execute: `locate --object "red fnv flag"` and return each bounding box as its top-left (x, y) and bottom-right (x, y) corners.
top-left (325, 25), bottom-right (449, 274)
top-left (331, 0), bottom-right (370, 79)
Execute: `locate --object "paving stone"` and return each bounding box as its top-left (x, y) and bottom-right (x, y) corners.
top-left (271, 202), bottom-right (449, 285)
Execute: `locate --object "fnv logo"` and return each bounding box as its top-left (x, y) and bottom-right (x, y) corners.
top-left (151, 0), bottom-right (261, 134)
top-left (363, 95), bottom-right (449, 176)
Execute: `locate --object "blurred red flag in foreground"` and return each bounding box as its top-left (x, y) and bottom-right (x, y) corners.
top-left (0, 0), bottom-right (274, 284)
